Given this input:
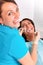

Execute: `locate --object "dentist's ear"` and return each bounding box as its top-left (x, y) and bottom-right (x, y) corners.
top-left (0, 18), bottom-right (3, 24)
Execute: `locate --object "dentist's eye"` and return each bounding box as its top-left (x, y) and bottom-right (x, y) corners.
top-left (8, 13), bottom-right (11, 16)
top-left (8, 11), bottom-right (13, 16)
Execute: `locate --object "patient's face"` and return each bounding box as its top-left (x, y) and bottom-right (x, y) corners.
top-left (21, 20), bottom-right (35, 41)
top-left (21, 20), bottom-right (34, 34)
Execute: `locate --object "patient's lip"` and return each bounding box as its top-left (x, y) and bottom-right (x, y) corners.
top-left (26, 29), bottom-right (31, 32)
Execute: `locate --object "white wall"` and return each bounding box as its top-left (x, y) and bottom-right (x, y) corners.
top-left (34, 0), bottom-right (43, 38)
top-left (15, 0), bottom-right (43, 38)
top-left (16, 0), bottom-right (35, 20)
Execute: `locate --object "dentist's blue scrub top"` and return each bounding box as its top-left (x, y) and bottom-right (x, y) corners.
top-left (0, 25), bottom-right (28, 65)
top-left (26, 39), bottom-right (43, 65)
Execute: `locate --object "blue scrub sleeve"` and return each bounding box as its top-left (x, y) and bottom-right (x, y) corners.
top-left (9, 35), bottom-right (29, 60)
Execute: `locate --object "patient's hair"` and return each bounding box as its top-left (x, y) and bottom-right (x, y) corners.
top-left (0, 0), bottom-right (17, 17)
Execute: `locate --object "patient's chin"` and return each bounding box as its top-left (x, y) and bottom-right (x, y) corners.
top-left (26, 35), bottom-right (34, 42)
top-left (27, 38), bottom-right (33, 42)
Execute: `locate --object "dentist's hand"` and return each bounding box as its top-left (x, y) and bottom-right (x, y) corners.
top-left (19, 27), bottom-right (26, 35)
top-left (33, 32), bottom-right (40, 44)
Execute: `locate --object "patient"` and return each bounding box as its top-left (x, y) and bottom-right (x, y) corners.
top-left (19, 18), bottom-right (43, 65)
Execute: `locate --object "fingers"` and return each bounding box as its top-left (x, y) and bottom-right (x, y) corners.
top-left (34, 32), bottom-right (40, 39)
top-left (19, 27), bottom-right (24, 35)
top-left (33, 32), bottom-right (40, 44)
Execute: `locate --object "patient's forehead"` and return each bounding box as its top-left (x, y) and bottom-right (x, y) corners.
top-left (21, 20), bottom-right (32, 25)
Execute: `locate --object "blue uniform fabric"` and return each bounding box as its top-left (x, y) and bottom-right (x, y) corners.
top-left (0, 25), bottom-right (29, 65)
top-left (26, 39), bottom-right (43, 65)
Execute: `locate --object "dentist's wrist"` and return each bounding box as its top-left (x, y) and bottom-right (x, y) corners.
top-left (33, 41), bottom-right (38, 45)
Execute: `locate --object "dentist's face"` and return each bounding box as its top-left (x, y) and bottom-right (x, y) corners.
top-left (1, 2), bottom-right (20, 28)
